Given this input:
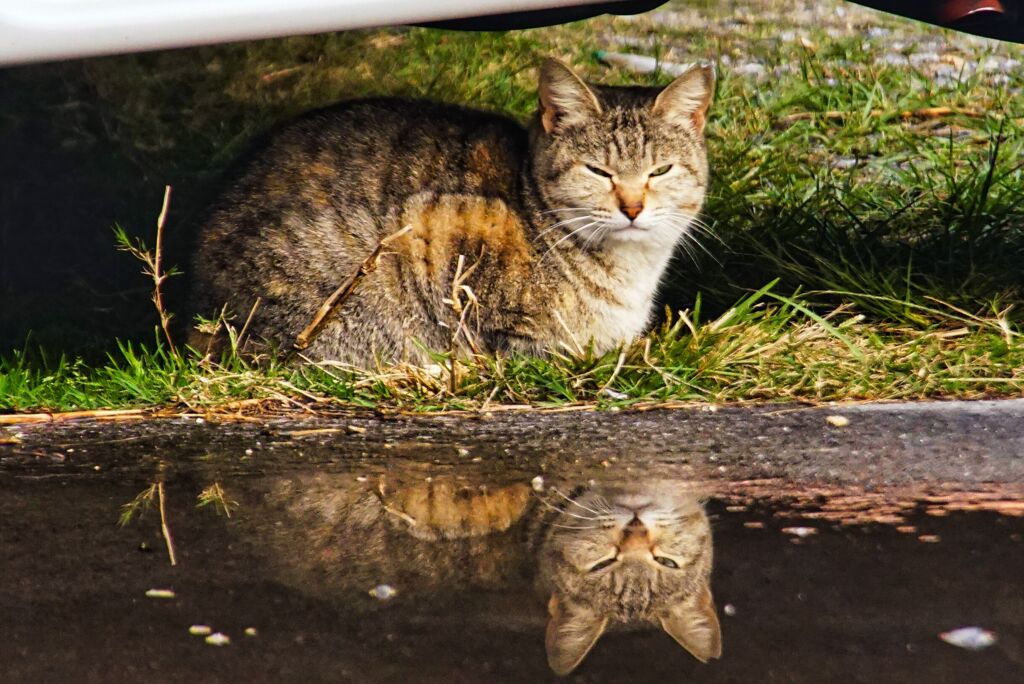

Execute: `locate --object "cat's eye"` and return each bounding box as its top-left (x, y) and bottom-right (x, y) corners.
top-left (589, 558), bottom-right (617, 573)
top-left (654, 556), bottom-right (679, 569)
top-left (585, 164), bottom-right (614, 179)
top-left (649, 164), bottom-right (673, 177)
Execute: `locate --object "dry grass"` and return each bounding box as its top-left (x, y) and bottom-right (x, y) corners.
top-left (3, 0), bottom-right (1024, 413)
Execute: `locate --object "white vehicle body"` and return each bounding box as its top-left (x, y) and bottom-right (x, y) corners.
top-left (0, 0), bottom-right (607, 65)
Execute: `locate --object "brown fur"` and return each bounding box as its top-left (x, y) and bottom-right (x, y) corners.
top-left (189, 59), bottom-right (714, 365)
top-left (244, 475), bottom-right (720, 676)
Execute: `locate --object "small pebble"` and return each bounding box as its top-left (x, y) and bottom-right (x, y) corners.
top-left (531, 475), bottom-right (545, 492)
top-left (918, 534), bottom-right (941, 543)
top-left (782, 526), bottom-right (817, 538)
top-left (826, 415), bottom-right (850, 427)
top-left (205, 632), bottom-right (231, 646)
top-left (831, 157), bottom-right (859, 170)
top-left (244, 627), bottom-right (258, 637)
top-left (244, 448), bottom-right (253, 456)
top-left (369, 584), bottom-right (397, 600)
top-left (145, 588), bottom-right (176, 599)
top-left (939, 626), bottom-right (997, 651)
top-left (189, 625), bottom-right (212, 636)
top-left (600, 388), bottom-right (628, 401)
top-left (195, 417), bottom-right (205, 425)
top-left (456, 447), bottom-right (470, 457)
top-left (743, 521), bottom-right (765, 529)
top-left (347, 425), bottom-right (367, 434)
top-left (723, 604), bottom-right (737, 617)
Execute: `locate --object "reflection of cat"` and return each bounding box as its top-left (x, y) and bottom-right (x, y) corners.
top-left (247, 474), bottom-right (720, 675)
top-left (532, 483), bottom-right (720, 675)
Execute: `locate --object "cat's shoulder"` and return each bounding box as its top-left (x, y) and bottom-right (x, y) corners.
top-left (280, 96), bottom-right (526, 138)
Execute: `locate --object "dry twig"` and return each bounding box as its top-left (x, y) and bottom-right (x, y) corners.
top-left (115, 185), bottom-right (178, 354)
top-left (158, 481), bottom-right (177, 566)
top-left (775, 106), bottom-right (985, 127)
top-left (0, 408), bottom-right (145, 425)
top-left (294, 225), bottom-right (413, 351)
top-left (443, 251), bottom-right (484, 393)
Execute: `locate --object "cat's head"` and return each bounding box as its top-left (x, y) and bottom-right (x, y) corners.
top-left (529, 58), bottom-right (714, 249)
top-left (537, 483), bottom-right (721, 676)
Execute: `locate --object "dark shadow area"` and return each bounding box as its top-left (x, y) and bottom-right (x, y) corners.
top-left (3, 17), bottom-right (1024, 360)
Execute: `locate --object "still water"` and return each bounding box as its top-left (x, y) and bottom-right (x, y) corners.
top-left (2, 405), bottom-right (1023, 682)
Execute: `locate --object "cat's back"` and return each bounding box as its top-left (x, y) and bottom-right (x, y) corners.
top-left (209, 97), bottom-right (529, 220)
top-left (190, 97), bottom-right (532, 350)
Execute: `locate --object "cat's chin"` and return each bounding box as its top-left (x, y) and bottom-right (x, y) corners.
top-left (604, 222), bottom-right (673, 246)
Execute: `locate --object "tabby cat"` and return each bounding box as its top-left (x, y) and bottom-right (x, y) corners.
top-left (190, 58), bottom-right (714, 366)
top-left (247, 474), bottom-right (721, 675)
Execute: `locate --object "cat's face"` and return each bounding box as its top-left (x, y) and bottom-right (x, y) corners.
top-left (538, 482), bottom-right (721, 675)
top-left (530, 58), bottom-right (714, 250)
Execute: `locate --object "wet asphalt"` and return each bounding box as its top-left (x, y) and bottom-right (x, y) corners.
top-left (1, 399), bottom-right (1022, 682)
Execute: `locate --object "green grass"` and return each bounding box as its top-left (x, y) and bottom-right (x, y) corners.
top-left (3, 285), bottom-right (1022, 413)
top-left (3, 0), bottom-right (1024, 413)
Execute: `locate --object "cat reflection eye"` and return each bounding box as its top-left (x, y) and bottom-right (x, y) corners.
top-left (589, 558), bottom-right (617, 572)
top-left (654, 556), bottom-right (679, 569)
top-left (585, 164), bottom-right (614, 178)
top-left (649, 164), bottom-right (673, 177)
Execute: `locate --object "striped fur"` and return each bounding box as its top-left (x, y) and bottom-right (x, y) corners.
top-left (189, 59), bottom-right (714, 365)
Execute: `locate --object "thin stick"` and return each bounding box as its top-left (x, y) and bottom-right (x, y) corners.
top-left (157, 481), bottom-right (177, 567)
top-left (294, 224), bottom-right (412, 351)
top-left (775, 106), bottom-right (985, 127)
top-left (599, 350), bottom-right (627, 394)
top-left (235, 296), bottom-right (261, 353)
top-left (0, 408), bottom-right (144, 425)
top-left (154, 186), bottom-right (177, 356)
top-left (553, 310), bottom-right (585, 357)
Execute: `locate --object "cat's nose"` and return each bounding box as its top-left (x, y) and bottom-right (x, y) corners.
top-left (620, 517), bottom-right (649, 552)
top-left (620, 203), bottom-right (643, 220)
top-left (624, 515), bottom-right (647, 533)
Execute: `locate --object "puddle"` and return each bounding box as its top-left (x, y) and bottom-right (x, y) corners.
top-left (2, 405), bottom-right (1023, 681)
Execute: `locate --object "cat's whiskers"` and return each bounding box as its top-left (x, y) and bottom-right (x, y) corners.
top-left (538, 207), bottom-right (595, 216)
top-left (660, 210), bottom-right (724, 246)
top-left (532, 491), bottom-right (603, 521)
top-left (539, 220), bottom-right (601, 262)
top-left (590, 495), bottom-right (614, 515)
top-left (580, 219), bottom-right (616, 252)
top-left (658, 213), bottom-right (720, 265)
top-left (550, 487), bottom-right (604, 516)
top-left (533, 214), bottom-right (595, 242)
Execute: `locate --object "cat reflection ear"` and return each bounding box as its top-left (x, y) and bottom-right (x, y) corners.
top-left (659, 585), bottom-right (722, 662)
top-left (538, 58), bottom-right (602, 134)
top-left (545, 594), bottom-right (609, 676)
top-left (652, 64), bottom-right (715, 133)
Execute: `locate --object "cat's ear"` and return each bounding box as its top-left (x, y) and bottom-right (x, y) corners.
top-left (659, 584), bottom-right (722, 663)
top-left (652, 64), bottom-right (715, 132)
top-left (538, 58), bottom-right (602, 134)
top-left (545, 594), bottom-right (609, 676)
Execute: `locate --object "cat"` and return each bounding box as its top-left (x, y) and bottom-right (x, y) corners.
top-left (189, 58), bottom-right (714, 366)
top-left (532, 481), bottom-right (721, 675)
top-left (242, 473), bottom-right (721, 676)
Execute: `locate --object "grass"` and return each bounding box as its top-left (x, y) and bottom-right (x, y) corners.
top-left (2, 0), bottom-right (1024, 413)
top-left (2, 285), bottom-right (1022, 413)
